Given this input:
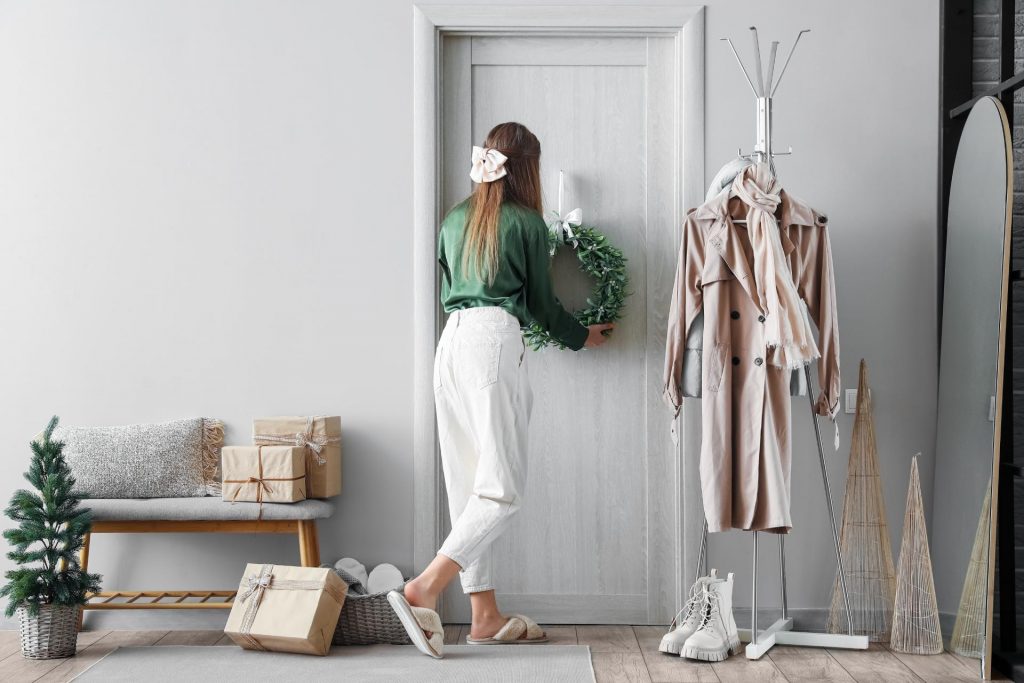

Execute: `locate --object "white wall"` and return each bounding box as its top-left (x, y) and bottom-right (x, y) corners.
top-left (0, 0), bottom-right (938, 627)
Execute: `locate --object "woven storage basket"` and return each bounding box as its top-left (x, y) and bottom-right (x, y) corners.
top-left (331, 568), bottom-right (412, 645)
top-left (17, 604), bottom-right (80, 659)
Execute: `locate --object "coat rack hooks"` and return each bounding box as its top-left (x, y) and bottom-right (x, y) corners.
top-left (720, 27), bottom-right (809, 174)
top-left (721, 28), bottom-right (810, 99)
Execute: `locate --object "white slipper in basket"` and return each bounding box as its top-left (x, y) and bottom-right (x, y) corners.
top-left (387, 590), bottom-right (444, 659)
top-left (465, 614), bottom-right (548, 645)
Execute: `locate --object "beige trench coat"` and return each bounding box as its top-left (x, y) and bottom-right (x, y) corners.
top-left (664, 190), bottom-right (840, 533)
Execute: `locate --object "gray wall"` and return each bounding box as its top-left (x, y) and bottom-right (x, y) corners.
top-left (0, 0), bottom-right (939, 627)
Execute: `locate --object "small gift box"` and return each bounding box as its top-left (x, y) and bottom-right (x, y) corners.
top-left (224, 563), bottom-right (347, 656)
top-left (252, 416), bottom-right (341, 499)
top-left (221, 446), bottom-right (306, 509)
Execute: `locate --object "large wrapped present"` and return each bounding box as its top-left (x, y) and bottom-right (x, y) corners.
top-left (224, 563), bottom-right (346, 656)
top-left (222, 446), bottom-right (306, 510)
top-left (252, 416), bottom-right (341, 499)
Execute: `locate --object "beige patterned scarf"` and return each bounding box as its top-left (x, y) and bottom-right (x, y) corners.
top-left (731, 164), bottom-right (820, 369)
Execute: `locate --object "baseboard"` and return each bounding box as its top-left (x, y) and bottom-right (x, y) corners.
top-left (0, 609), bottom-right (230, 632)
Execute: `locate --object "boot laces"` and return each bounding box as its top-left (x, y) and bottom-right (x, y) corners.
top-left (695, 587), bottom-right (722, 633)
top-left (669, 580), bottom-right (705, 629)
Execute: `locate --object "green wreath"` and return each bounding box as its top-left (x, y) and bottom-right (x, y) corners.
top-left (523, 219), bottom-right (629, 350)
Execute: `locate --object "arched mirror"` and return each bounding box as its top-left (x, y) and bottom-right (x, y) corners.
top-left (932, 95), bottom-right (1012, 680)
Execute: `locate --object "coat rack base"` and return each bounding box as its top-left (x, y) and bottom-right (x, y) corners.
top-left (738, 618), bottom-right (869, 659)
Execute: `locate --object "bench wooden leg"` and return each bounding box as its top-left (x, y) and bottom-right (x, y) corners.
top-left (296, 520), bottom-right (320, 567)
top-left (308, 523), bottom-right (320, 567)
top-left (78, 532), bottom-right (91, 629)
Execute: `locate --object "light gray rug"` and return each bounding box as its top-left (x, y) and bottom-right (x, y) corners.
top-left (73, 644), bottom-right (596, 682)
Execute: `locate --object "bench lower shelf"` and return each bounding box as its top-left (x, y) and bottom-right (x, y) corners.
top-left (85, 590), bottom-right (237, 609)
top-left (80, 518), bottom-right (321, 622)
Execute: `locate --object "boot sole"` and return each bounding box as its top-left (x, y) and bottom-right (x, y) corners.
top-left (658, 637), bottom-right (683, 655)
top-left (680, 637), bottom-right (742, 662)
top-left (680, 644), bottom-right (728, 662)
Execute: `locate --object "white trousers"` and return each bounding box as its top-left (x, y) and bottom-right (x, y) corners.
top-left (434, 307), bottom-right (533, 593)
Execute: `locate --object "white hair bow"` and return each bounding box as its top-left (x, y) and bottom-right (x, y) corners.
top-left (470, 146), bottom-right (508, 183)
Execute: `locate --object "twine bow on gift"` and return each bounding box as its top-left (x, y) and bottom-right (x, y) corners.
top-left (241, 571), bottom-right (273, 603)
top-left (224, 446), bottom-right (305, 520)
top-left (254, 417), bottom-right (339, 467)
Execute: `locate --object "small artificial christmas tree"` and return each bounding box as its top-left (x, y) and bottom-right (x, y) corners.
top-left (1, 416), bottom-right (101, 657)
top-left (890, 455), bottom-right (943, 654)
top-left (827, 359), bottom-right (897, 641)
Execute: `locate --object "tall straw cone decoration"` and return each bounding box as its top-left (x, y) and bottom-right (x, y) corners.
top-left (890, 455), bottom-right (943, 654)
top-left (826, 359), bottom-right (897, 641)
top-left (950, 481), bottom-right (992, 658)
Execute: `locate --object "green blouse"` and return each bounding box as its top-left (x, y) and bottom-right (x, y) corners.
top-left (438, 200), bottom-right (588, 351)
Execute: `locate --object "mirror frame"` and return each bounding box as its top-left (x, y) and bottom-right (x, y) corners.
top-left (980, 95), bottom-right (1012, 680)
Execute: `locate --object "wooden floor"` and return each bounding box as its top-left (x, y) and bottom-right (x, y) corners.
top-left (0, 626), bottom-right (1007, 682)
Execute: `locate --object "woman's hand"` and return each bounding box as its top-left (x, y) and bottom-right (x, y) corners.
top-left (584, 323), bottom-right (615, 348)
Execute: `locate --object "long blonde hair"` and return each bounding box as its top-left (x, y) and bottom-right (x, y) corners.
top-left (463, 122), bottom-right (543, 283)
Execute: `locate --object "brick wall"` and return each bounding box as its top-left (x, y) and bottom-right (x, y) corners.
top-left (974, 0), bottom-right (1024, 645)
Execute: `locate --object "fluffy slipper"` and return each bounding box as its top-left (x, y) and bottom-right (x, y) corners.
top-left (466, 614), bottom-right (548, 645)
top-left (387, 590), bottom-right (444, 658)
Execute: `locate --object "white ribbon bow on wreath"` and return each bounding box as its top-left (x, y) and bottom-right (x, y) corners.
top-left (547, 207), bottom-right (582, 253)
top-left (548, 170), bottom-right (583, 254)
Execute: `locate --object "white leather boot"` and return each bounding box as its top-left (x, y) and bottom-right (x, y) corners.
top-left (658, 569), bottom-right (718, 654)
top-left (680, 572), bottom-right (740, 662)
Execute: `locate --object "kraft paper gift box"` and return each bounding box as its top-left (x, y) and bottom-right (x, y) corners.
top-left (224, 563), bottom-right (347, 656)
top-left (221, 446), bottom-right (306, 506)
top-left (252, 415), bottom-right (341, 499)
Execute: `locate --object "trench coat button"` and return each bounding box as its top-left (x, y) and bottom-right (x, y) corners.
top-left (730, 310), bottom-right (740, 320)
top-left (758, 314), bottom-right (766, 323)
top-left (754, 357), bottom-right (764, 366)
top-left (817, 215), bottom-right (827, 224)
top-left (731, 356), bottom-right (740, 366)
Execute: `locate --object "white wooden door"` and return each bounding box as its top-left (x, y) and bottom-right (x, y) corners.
top-left (439, 34), bottom-right (680, 625)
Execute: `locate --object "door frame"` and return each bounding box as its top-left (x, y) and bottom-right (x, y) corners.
top-left (412, 4), bottom-right (705, 622)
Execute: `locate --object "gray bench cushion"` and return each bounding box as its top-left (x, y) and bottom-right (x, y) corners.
top-left (82, 497), bottom-right (334, 522)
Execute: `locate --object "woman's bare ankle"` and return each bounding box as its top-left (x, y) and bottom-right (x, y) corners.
top-left (469, 612), bottom-right (507, 639)
top-left (403, 576), bottom-right (438, 611)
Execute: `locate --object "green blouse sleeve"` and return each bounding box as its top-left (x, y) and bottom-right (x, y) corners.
top-left (521, 214), bottom-right (589, 351)
top-left (438, 229), bottom-right (452, 297)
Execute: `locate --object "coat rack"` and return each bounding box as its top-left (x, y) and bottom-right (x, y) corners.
top-left (693, 26), bottom-right (870, 660)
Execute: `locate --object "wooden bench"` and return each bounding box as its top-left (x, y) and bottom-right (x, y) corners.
top-left (79, 497), bottom-right (333, 615)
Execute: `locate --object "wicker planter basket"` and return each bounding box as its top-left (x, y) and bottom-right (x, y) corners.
top-left (16, 604), bottom-right (81, 659)
top-left (332, 569), bottom-right (412, 646)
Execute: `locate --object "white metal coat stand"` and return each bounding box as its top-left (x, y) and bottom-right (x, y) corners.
top-left (693, 27), bottom-right (870, 660)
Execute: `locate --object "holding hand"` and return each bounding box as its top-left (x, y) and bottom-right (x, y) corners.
top-left (584, 323), bottom-right (615, 348)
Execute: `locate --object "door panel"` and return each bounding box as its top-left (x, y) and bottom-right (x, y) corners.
top-left (439, 34), bottom-right (678, 624)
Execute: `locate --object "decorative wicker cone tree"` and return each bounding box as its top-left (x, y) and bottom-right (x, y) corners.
top-left (950, 481), bottom-right (992, 658)
top-left (826, 360), bottom-right (897, 641)
top-left (890, 455), bottom-right (943, 654)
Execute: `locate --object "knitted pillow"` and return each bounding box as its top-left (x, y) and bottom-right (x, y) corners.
top-left (53, 418), bottom-right (223, 498)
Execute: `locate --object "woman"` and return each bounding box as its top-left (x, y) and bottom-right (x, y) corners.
top-left (389, 122), bottom-right (613, 658)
